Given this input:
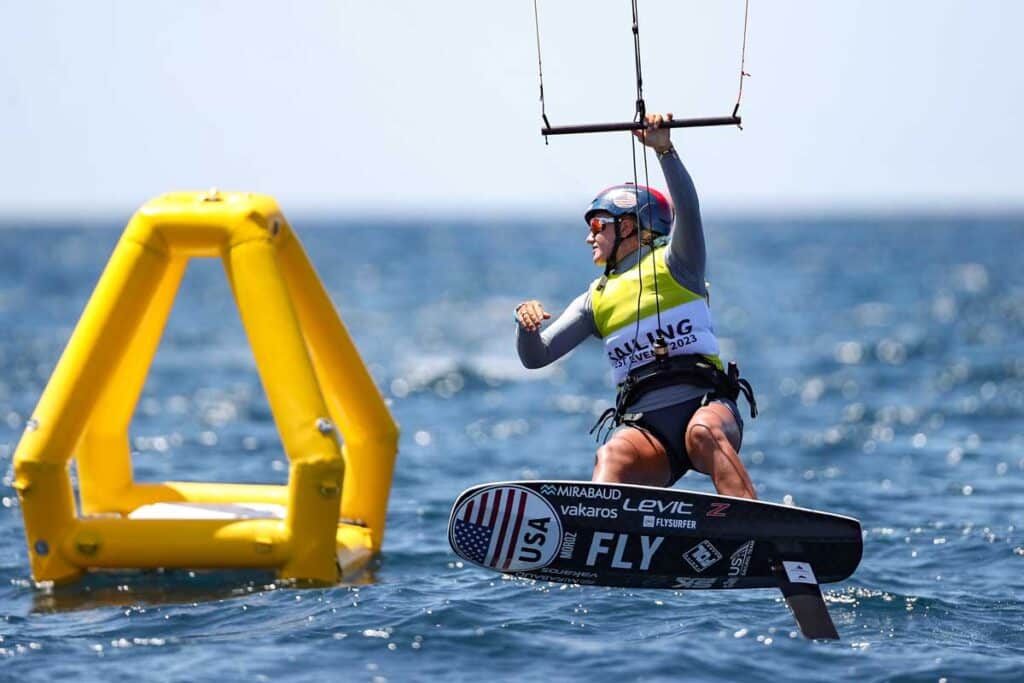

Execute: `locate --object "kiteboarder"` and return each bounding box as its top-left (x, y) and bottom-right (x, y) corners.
top-left (515, 113), bottom-right (757, 498)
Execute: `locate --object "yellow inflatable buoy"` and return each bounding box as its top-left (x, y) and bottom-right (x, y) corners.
top-left (13, 190), bottom-right (399, 584)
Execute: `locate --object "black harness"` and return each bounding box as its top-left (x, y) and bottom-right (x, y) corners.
top-left (591, 354), bottom-right (757, 442)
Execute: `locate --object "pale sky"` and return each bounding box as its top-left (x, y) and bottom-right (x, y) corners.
top-left (1, 1), bottom-right (1021, 218)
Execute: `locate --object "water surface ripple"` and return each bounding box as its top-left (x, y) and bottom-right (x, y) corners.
top-left (1, 216), bottom-right (1022, 681)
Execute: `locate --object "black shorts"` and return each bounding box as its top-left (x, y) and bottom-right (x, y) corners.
top-left (616, 396), bottom-right (744, 486)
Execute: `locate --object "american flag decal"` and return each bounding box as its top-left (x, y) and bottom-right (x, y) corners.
top-left (449, 485), bottom-right (562, 572)
top-left (452, 518), bottom-right (493, 565)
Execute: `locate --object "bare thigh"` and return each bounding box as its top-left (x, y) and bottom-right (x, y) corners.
top-left (686, 402), bottom-right (743, 461)
top-left (591, 425), bottom-right (672, 487)
top-left (685, 401), bottom-right (756, 499)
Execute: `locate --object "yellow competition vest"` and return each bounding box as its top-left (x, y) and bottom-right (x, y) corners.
top-left (590, 246), bottom-right (722, 385)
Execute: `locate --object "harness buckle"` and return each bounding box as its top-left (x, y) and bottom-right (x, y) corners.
top-left (653, 336), bottom-right (669, 361)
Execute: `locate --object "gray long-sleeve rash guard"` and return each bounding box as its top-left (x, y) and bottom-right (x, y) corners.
top-left (515, 147), bottom-right (712, 413)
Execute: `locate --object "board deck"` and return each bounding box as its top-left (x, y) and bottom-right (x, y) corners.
top-left (448, 480), bottom-right (860, 637)
top-left (448, 481), bottom-right (861, 591)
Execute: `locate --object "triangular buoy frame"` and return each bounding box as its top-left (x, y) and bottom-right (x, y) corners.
top-left (13, 190), bottom-right (399, 584)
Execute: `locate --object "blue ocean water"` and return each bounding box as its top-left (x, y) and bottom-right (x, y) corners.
top-left (0, 214), bottom-right (1022, 682)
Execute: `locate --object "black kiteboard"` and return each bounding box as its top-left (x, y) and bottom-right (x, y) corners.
top-left (448, 481), bottom-right (862, 639)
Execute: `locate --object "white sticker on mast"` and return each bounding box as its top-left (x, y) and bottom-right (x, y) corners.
top-left (782, 560), bottom-right (818, 585)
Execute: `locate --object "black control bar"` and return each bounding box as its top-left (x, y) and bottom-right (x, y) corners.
top-left (541, 115), bottom-right (741, 136)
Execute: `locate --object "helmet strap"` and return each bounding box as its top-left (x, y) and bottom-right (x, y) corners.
top-left (605, 218), bottom-right (627, 271)
top-left (597, 217), bottom-right (637, 290)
